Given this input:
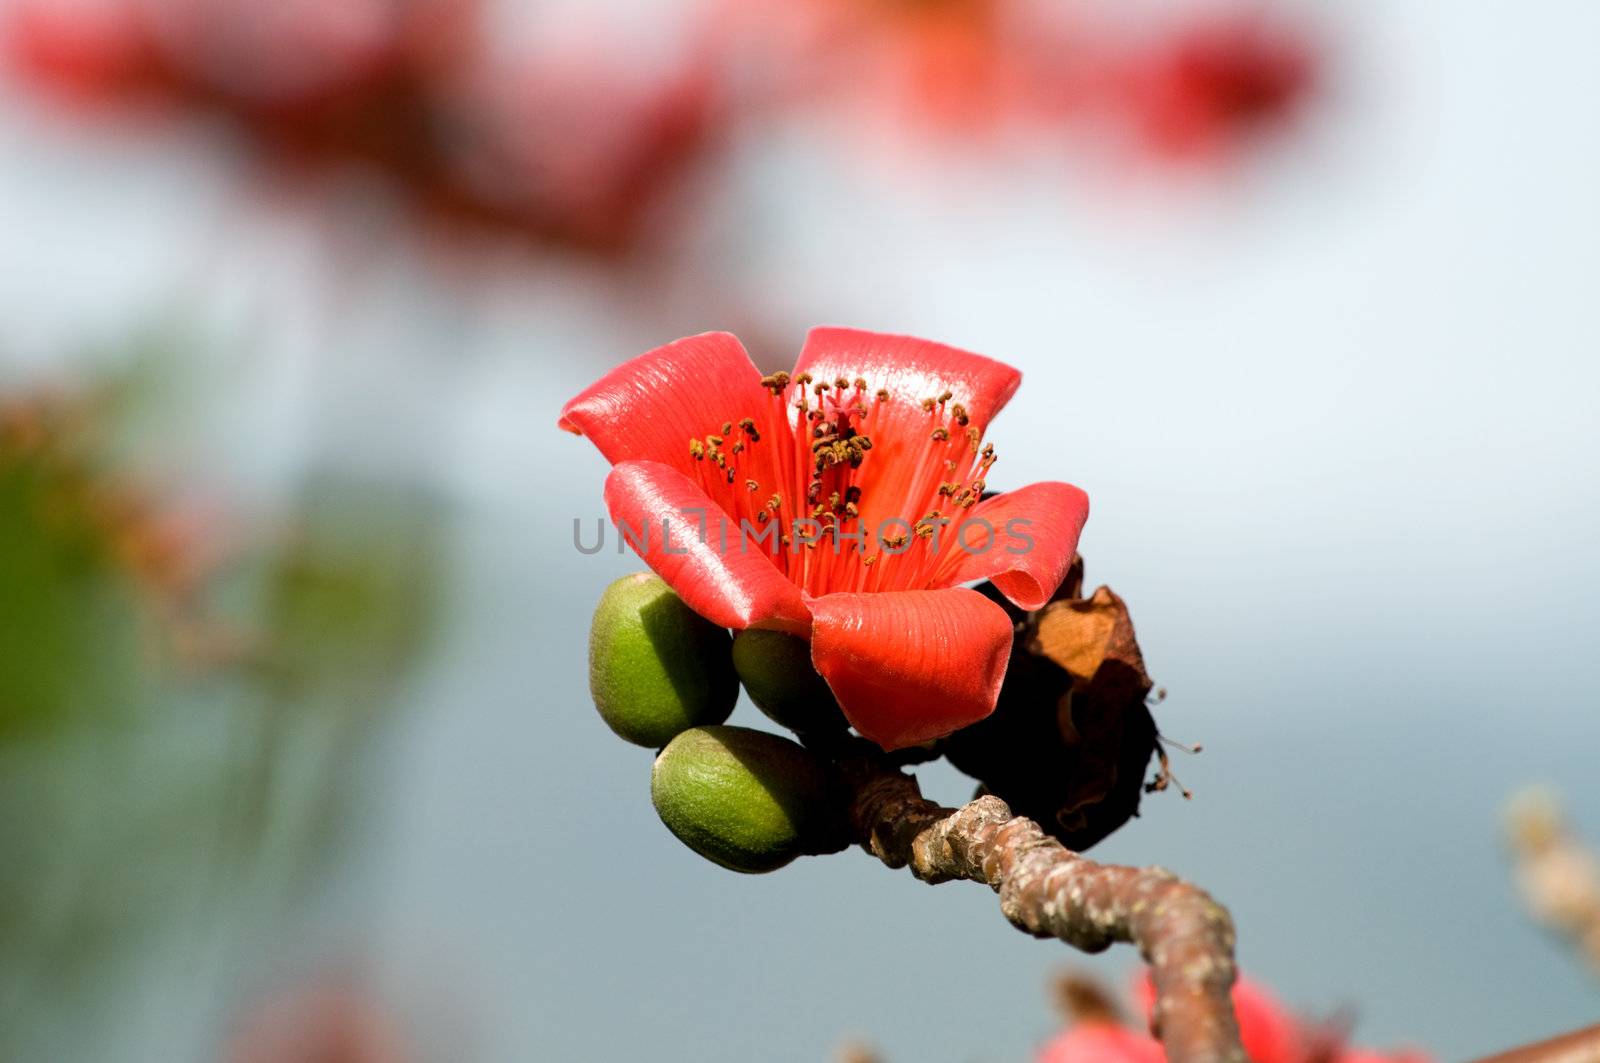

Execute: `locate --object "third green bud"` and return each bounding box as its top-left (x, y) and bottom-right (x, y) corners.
top-left (731, 628), bottom-right (847, 736)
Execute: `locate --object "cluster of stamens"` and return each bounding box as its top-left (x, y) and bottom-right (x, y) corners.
top-left (683, 371), bottom-right (1001, 597)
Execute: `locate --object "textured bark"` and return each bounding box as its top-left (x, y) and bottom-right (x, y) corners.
top-left (835, 745), bottom-right (1245, 1063)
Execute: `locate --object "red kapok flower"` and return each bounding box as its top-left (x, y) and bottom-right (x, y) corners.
top-left (560, 328), bottom-right (1089, 750)
top-left (1038, 969), bottom-right (1430, 1063)
top-left (1039, 1020), bottom-right (1165, 1063)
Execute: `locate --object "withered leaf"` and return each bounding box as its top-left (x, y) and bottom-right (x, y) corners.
top-left (943, 559), bottom-right (1160, 851)
top-left (1030, 585), bottom-right (1150, 688)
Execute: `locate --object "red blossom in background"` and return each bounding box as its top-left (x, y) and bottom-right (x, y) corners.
top-left (795, 0), bottom-right (1017, 129)
top-left (3, 0), bottom-right (455, 128)
top-left (1, 0), bottom-right (724, 257)
top-left (1039, 971), bottom-right (1429, 1063)
top-left (560, 329), bottom-right (1089, 750)
top-left (711, 0), bottom-right (1064, 134)
top-left (1108, 13), bottom-right (1318, 163)
top-left (224, 975), bottom-right (408, 1063)
top-left (441, 49), bottom-right (722, 256)
top-left (1040, 1021), bottom-right (1165, 1063)
top-left (5, 0), bottom-right (1325, 243)
top-left (710, 0), bottom-right (1319, 160)
top-left (1, 0), bottom-right (154, 104)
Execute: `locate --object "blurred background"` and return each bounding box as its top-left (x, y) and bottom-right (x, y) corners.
top-left (0, 0), bottom-right (1596, 1060)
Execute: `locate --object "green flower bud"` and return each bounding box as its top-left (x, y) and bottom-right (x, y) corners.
top-left (731, 628), bottom-right (847, 735)
top-left (589, 573), bottom-right (737, 748)
top-left (651, 725), bottom-right (842, 874)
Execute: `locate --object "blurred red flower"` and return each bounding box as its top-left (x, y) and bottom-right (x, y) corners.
top-left (712, 0), bottom-right (1067, 134)
top-left (1110, 13), bottom-right (1317, 163)
top-left (2, 0), bottom-right (152, 104)
top-left (560, 328), bottom-right (1090, 750)
top-left (1039, 971), bottom-right (1428, 1063)
top-left (441, 46), bottom-right (723, 256)
top-left (2, 0), bottom-right (724, 256)
top-left (3, 0), bottom-right (444, 119)
top-left (224, 975), bottom-right (408, 1063)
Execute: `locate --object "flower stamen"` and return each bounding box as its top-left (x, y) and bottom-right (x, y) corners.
top-left (680, 371), bottom-right (1000, 596)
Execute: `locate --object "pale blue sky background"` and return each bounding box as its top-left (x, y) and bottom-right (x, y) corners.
top-left (1, 0), bottom-right (1597, 1060)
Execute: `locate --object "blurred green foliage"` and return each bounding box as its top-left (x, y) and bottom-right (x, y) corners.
top-left (0, 380), bottom-right (444, 1060)
top-left (0, 401), bottom-right (151, 740)
top-left (255, 477), bottom-right (440, 704)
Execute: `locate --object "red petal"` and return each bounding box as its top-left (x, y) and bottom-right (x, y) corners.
top-left (808, 588), bottom-right (1012, 750)
top-left (604, 461), bottom-right (810, 633)
top-left (793, 326), bottom-right (1022, 432)
top-left (559, 332), bottom-right (770, 477)
top-left (932, 482), bottom-right (1089, 610)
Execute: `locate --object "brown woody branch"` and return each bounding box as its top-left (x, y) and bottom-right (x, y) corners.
top-left (1466, 1024), bottom-right (1600, 1063)
top-left (832, 744), bottom-right (1245, 1063)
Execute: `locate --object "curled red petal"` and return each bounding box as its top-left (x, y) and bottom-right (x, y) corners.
top-left (933, 481), bottom-right (1089, 610)
top-left (808, 587), bottom-right (1012, 750)
top-left (793, 326), bottom-right (1022, 432)
top-left (560, 332), bottom-right (770, 477)
top-left (604, 460), bottom-right (810, 634)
